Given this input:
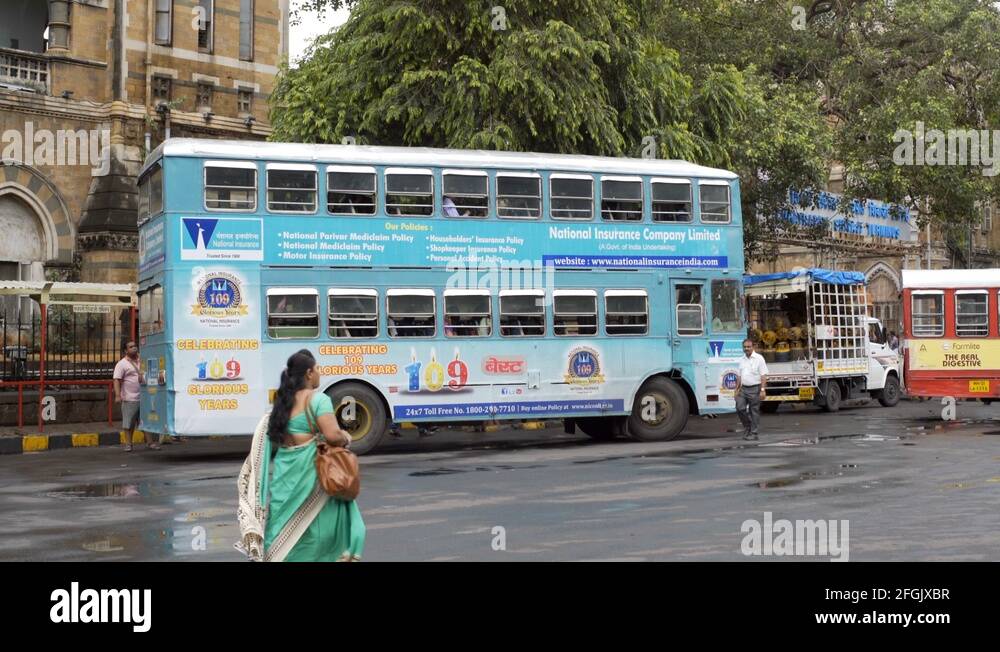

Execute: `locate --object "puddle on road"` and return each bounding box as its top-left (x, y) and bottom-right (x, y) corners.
top-left (409, 464), bottom-right (547, 477)
top-left (47, 483), bottom-right (147, 499)
top-left (750, 464), bottom-right (861, 490)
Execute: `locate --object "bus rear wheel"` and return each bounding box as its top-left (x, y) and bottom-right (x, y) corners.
top-left (326, 382), bottom-right (387, 456)
top-left (627, 377), bottom-right (689, 442)
top-left (577, 416), bottom-right (624, 440)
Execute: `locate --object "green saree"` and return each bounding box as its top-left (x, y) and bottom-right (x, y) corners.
top-left (262, 392), bottom-right (366, 562)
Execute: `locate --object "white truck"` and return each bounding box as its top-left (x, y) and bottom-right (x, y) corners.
top-left (743, 268), bottom-right (901, 412)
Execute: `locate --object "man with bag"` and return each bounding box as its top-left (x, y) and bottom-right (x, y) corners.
top-left (114, 341), bottom-right (159, 451)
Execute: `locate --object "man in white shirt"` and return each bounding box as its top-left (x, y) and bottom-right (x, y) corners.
top-left (734, 338), bottom-right (768, 441)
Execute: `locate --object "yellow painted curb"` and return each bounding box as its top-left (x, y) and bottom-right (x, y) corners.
top-left (483, 424), bottom-right (501, 432)
top-left (400, 422), bottom-right (418, 429)
top-left (520, 421), bottom-right (545, 430)
top-left (22, 435), bottom-right (48, 452)
top-left (121, 431), bottom-right (145, 444)
top-left (72, 433), bottom-right (99, 447)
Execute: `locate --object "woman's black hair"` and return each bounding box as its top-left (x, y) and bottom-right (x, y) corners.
top-left (267, 349), bottom-right (316, 451)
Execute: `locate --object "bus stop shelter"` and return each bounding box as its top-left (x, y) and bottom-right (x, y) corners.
top-left (0, 281), bottom-right (137, 431)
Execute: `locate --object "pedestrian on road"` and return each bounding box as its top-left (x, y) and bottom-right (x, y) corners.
top-left (236, 349), bottom-right (365, 562)
top-left (735, 338), bottom-right (768, 441)
top-left (114, 341), bottom-right (159, 451)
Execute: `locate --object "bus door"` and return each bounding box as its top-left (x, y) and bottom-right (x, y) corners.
top-left (670, 279), bottom-right (707, 380)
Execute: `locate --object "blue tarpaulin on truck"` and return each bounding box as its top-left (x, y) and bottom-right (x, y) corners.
top-left (743, 268), bottom-right (866, 286)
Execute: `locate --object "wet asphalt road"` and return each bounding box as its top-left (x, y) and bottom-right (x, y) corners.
top-left (1, 399), bottom-right (998, 561)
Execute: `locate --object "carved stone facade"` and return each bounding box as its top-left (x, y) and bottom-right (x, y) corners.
top-left (0, 0), bottom-right (289, 284)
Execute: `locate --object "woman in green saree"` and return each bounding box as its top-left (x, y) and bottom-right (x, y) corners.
top-left (236, 349), bottom-right (365, 561)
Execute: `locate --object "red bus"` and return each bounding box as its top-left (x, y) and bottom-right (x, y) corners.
top-left (902, 269), bottom-right (1000, 401)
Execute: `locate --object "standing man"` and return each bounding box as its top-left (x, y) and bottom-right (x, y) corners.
top-left (114, 341), bottom-right (159, 451)
top-left (735, 338), bottom-right (768, 441)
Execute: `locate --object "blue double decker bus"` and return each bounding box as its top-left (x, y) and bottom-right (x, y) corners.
top-left (136, 139), bottom-right (746, 454)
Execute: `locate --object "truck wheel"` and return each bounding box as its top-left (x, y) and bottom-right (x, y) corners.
top-left (878, 375), bottom-right (900, 407)
top-left (761, 402), bottom-right (780, 414)
top-left (325, 382), bottom-right (387, 455)
top-left (627, 377), bottom-right (689, 442)
top-left (822, 381), bottom-right (842, 413)
top-left (577, 417), bottom-right (622, 440)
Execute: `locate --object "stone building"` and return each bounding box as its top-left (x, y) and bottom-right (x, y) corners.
top-left (0, 0), bottom-right (289, 288)
top-left (751, 167), bottom-right (1000, 337)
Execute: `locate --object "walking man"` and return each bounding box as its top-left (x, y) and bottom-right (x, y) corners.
top-left (114, 341), bottom-right (159, 451)
top-left (735, 338), bottom-right (768, 441)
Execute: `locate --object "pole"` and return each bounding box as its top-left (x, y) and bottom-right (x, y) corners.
top-left (38, 303), bottom-right (46, 432)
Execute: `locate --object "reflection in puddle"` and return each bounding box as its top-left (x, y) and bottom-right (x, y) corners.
top-left (751, 464), bottom-right (860, 489)
top-left (48, 483), bottom-right (143, 499)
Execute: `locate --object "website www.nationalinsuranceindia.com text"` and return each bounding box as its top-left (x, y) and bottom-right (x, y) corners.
top-left (814, 612), bottom-right (950, 626)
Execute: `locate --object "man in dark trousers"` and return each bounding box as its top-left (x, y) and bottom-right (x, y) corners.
top-left (734, 338), bottom-right (768, 441)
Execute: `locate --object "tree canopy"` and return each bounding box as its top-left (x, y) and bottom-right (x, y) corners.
top-left (273, 0), bottom-right (1000, 262)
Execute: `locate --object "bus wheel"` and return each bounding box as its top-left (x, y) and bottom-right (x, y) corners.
top-left (761, 402), bottom-right (780, 414)
top-left (878, 375), bottom-right (900, 407)
top-left (326, 383), bottom-right (387, 456)
top-left (577, 417), bottom-right (622, 441)
top-left (627, 377), bottom-right (689, 442)
top-left (822, 381), bottom-right (842, 413)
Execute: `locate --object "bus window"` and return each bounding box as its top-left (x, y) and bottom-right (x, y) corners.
top-left (711, 280), bottom-right (743, 332)
top-left (675, 284), bottom-right (704, 336)
top-left (327, 167), bottom-right (376, 215)
top-left (699, 182), bottom-right (731, 223)
top-left (605, 290), bottom-right (648, 335)
top-left (205, 162), bottom-right (256, 211)
top-left (387, 290), bottom-right (436, 337)
top-left (651, 180), bottom-right (692, 222)
top-left (601, 177), bottom-right (642, 221)
top-left (150, 165), bottom-right (163, 216)
top-left (267, 165), bottom-right (317, 213)
top-left (385, 169), bottom-right (433, 216)
top-left (138, 170), bottom-right (151, 222)
top-left (496, 173), bottom-right (541, 219)
top-left (267, 289), bottom-right (319, 338)
top-left (138, 285), bottom-right (164, 336)
top-left (328, 289), bottom-right (378, 338)
top-left (443, 171), bottom-right (488, 218)
top-left (444, 290), bottom-right (491, 337)
top-left (550, 175), bottom-right (594, 220)
top-left (553, 290), bottom-right (598, 336)
top-left (956, 291), bottom-right (988, 337)
top-left (911, 292), bottom-right (944, 336)
top-left (499, 290), bottom-right (544, 336)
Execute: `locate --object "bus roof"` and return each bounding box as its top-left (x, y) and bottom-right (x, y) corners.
top-left (141, 138), bottom-right (740, 181)
top-left (903, 269), bottom-right (1000, 289)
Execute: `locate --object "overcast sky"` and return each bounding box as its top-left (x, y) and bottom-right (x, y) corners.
top-left (288, 2), bottom-right (351, 65)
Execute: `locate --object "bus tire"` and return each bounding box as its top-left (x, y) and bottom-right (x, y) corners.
top-left (822, 381), bottom-right (842, 413)
top-left (577, 417), bottom-right (622, 440)
top-left (626, 377), bottom-right (689, 442)
top-left (325, 382), bottom-right (387, 456)
top-left (877, 374), bottom-right (900, 407)
top-left (761, 402), bottom-right (780, 414)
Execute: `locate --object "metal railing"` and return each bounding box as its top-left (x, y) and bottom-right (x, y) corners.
top-left (1, 306), bottom-right (132, 381)
top-left (0, 48), bottom-right (49, 92)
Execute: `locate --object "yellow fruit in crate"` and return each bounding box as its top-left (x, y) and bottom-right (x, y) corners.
top-left (750, 328), bottom-right (763, 343)
top-left (789, 326), bottom-right (803, 342)
top-left (762, 330), bottom-right (777, 346)
top-left (776, 327), bottom-right (790, 342)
